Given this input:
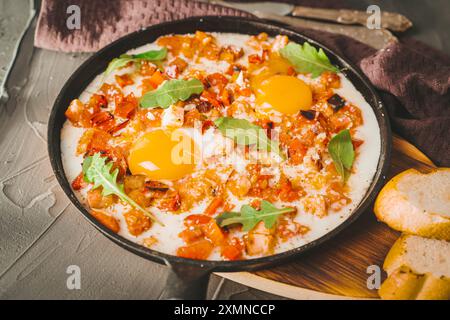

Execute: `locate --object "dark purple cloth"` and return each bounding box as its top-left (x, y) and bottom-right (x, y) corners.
top-left (35, 0), bottom-right (450, 166)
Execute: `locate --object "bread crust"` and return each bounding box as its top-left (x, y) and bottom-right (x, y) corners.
top-left (374, 168), bottom-right (450, 241)
top-left (379, 235), bottom-right (450, 300)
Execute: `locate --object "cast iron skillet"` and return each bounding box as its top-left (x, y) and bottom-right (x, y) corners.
top-left (48, 16), bottom-right (391, 299)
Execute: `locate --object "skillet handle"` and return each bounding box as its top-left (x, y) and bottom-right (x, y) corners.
top-left (159, 264), bottom-right (212, 300)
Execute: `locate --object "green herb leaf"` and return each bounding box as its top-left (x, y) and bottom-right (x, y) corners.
top-left (104, 48), bottom-right (167, 79)
top-left (132, 47), bottom-right (168, 60)
top-left (280, 42), bottom-right (339, 78)
top-left (216, 200), bottom-right (295, 231)
top-left (328, 129), bottom-right (355, 182)
top-left (82, 153), bottom-right (163, 225)
top-left (140, 78), bottom-right (204, 108)
top-left (214, 117), bottom-right (285, 159)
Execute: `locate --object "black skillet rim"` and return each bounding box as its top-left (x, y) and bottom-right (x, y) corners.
top-left (48, 16), bottom-right (391, 271)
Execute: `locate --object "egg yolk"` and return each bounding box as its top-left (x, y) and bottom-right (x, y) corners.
top-left (128, 129), bottom-right (198, 181)
top-left (255, 75), bottom-right (313, 115)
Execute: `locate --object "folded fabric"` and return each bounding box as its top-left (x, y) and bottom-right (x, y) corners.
top-left (35, 0), bottom-right (450, 166)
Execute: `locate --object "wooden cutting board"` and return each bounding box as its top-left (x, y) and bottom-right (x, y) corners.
top-left (218, 135), bottom-right (437, 299)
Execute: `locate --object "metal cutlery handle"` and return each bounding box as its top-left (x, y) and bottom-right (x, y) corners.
top-left (254, 12), bottom-right (397, 50)
top-left (291, 6), bottom-right (412, 32)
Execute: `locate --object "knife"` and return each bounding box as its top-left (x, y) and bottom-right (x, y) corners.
top-left (253, 11), bottom-right (397, 50)
top-left (204, 0), bottom-right (397, 49)
top-left (210, 1), bottom-right (412, 32)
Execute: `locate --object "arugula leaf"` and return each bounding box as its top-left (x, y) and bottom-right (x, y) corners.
top-left (216, 200), bottom-right (295, 231)
top-left (214, 117), bottom-right (285, 160)
top-left (132, 48), bottom-right (168, 60)
top-left (140, 78), bottom-right (204, 108)
top-left (328, 129), bottom-right (355, 182)
top-left (104, 48), bottom-right (167, 78)
top-left (82, 153), bottom-right (163, 225)
top-left (280, 42), bottom-right (339, 78)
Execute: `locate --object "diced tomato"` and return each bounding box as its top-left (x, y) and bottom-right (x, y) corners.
top-left (287, 66), bottom-right (296, 76)
top-left (114, 93), bottom-right (137, 119)
top-left (219, 88), bottom-right (231, 106)
top-left (109, 119), bottom-right (130, 136)
top-left (184, 109), bottom-right (205, 127)
top-left (124, 209), bottom-right (152, 236)
top-left (165, 57), bottom-right (188, 78)
top-left (278, 177), bottom-right (304, 202)
top-left (206, 73), bottom-right (228, 91)
top-left (236, 87), bottom-right (252, 97)
top-left (139, 60), bottom-right (157, 76)
top-left (184, 214), bottom-right (212, 227)
top-left (202, 220), bottom-right (225, 246)
top-left (115, 74), bottom-right (134, 88)
top-left (158, 190), bottom-right (181, 211)
top-left (220, 245), bottom-right (241, 260)
top-left (91, 210), bottom-right (120, 233)
top-left (88, 94), bottom-right (107, 112)
top-left (204, 197), bottom-right (223, 216)
top-left (221, 237), bottom-right (244, 260)
top-left (201, 120), bottom-right (215, 133)
top-left (248, 54), bottom-right (263, 64)
top-left (71, 172), bottom-right (86, 190)
top-left (176, 239), bottom-right (214, 260)
top-left (86, 129), bottom-right (111, 154)
top-left (99, 83), bottom-right (122, 103)
top-left (200, 91), bottom-right (222, 108)
top-left (65, 99), bottom-right (91, 127)
top-left (136, 108), bottom-right (163, 128)
top-left (277, 218), bottom-right (309, 242)
top-left (90, 111), bottom-right (116, 132)
top-left (148, 70), bottom-right (165, 89)
top-left (352, 138), bottom-right (364, 149)
top-left (250, 199), bottom-right (261, 210)
top-left (288, 138), bottom-right (307, 165)
top-left (321, 71), bottom-right (341, 89)
top-left (179, 227), bottom-right (203, 244)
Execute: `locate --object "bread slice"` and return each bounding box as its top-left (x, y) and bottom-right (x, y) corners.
top-left (374, 168), bottom-right (450, 240)
top-left (379, 235), bottom-right (450, 300)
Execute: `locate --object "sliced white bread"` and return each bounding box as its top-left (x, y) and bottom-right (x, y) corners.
top-left (379, 234), bottom-right (450, 300)
top-left (374, 168), bottom-right (450, 241)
